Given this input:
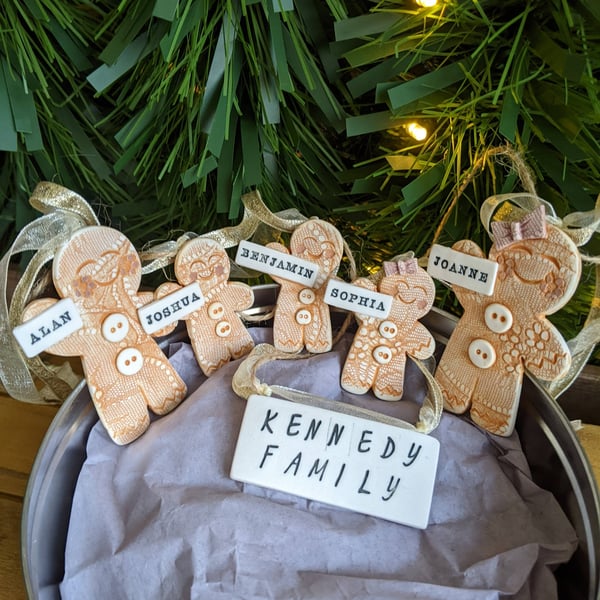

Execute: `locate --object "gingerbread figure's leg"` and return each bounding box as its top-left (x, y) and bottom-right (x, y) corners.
top-left (140, 354), bottom-right (187, 414)
top-left (303, 302), bottom-right (332, 354)
top-left (341, 337), bottom-right (378, 395)
top-left (273, 304), bottom-right (305, 353)
top-left (469, 370), bottom-right (522, 436)
top-left (227, 324), bottom-right (255, 360)
top-left (92, 383), bottom-right (151, 445)
top-left (372, 352), bottom-right (407, 401)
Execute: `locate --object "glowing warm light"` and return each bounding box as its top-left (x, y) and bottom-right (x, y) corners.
top-left (416, 0), bottom-right (438, 6)
top-left (406, 122), bottom-right (428, 141)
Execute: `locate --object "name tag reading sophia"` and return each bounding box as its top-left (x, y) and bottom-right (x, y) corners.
top-left (13, 298), bottom-right (83, 358)
top-left (138, 282), bottom-right (205, 335)
top-left (324, 279), bottom-right (392, 319)
top-left (427, 244), bottom-right (498, 296)
top-left (230, 394), bottom-right (440, 529)
top-left (235, 241), bottom-right (319, 287)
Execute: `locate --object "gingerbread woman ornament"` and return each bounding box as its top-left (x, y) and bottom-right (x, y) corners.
top-left (268, 218), bottom-right (344, 353)
top-left (21, 226), bottom-right (187, 445)
top-left (155, 237), bottom-right (255, 376)
top-left (341, 258), bottom-right (436, 400)
top-left (435, 204), bottom-right (581, 436)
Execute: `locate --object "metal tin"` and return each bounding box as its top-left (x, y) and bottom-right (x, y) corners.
top-left (21, 285), bottom-right (600, 599)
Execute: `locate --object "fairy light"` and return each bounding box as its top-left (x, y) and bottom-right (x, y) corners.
top-left (415, 0), bottom-right (438, 6)
top-left (406, 122), bottom-right (428, 141)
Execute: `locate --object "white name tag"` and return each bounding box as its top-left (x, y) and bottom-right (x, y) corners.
top-left (235, 240), bottom-right (319, 287)
top-left (427, 244), bottom-right (498, 296)
top-left (230, 394), bottom-right (440, 529)
top-left (138, 282), bottom-right (205, 335)
top-left (324, 279), bottom-right (392, 319)
top-left (13, 298), bottom-right (83, 357)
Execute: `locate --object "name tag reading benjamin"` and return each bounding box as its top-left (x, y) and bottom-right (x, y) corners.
top-left (13, 298), bottom-right (83, 357)
top-left (235, 241), bottom-right (319, 287)
top-left (324, 279), bottom-right (392, 319)
top-left (230, 395), bottom-right (440, 529)
top-left (427, 244), bottom-right (498, 296)
top-left (138, 282), bottom-right (205, 335)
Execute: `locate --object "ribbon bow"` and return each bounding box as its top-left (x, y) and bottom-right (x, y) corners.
top-left (383, 257), bottom-right (419, 276)
top-left (491, 204), bottom-right (547, 249)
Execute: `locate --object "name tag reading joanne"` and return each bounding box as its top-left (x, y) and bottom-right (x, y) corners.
top-left (13, 298), bottom-right (83, 357)
top-left (324, 279), bottom-right (392, 319)
top-left (138, 282), bottom-right (205, 334)
top-left (427, 244), bottom-right (498, 296)
top-left (235, 241), bottom-right (319, 287)
top-left (230, 395), bottom-right (440, 529)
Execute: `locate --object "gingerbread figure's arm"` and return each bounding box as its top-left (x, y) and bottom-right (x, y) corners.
top-left (450, 239), bottom-right (487, 306)
top-left (404, 321), bottom-right (436, 360)
top-left (22, 298), bottom-right (88, 357)
top-left (350, 277), bottom-right (379, 324)
top-left (265, 242), bottom-right (292, 286)
top-left (137, 282), bottom-right (182, 338)
top-left (523, 320), bottom-right (571, 381)
top-left (219, 281), bottom-right (254, 312)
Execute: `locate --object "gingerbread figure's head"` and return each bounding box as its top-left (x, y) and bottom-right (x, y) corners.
top-left (379, 259), bottom-right (436, 320)
top-left (53, 226), bottom-right (142, 310)
top-left (174, 237), bottom-right (230, 294)
top-left (289, 219), bottom-right (344, 281)
top-left (490, 223), bottom-right (581, 316)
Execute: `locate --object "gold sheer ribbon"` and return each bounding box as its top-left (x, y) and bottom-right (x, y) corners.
top-left (0, 182), bottom-right (100, 403)
top-left (232, 344), bottom-right (444, 435)
top-left (480, 192), bottom-right (600, 399)
top-left (139, 190), bottom-right (307, 274)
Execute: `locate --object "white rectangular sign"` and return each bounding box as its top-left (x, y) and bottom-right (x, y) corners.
top-left (13, 297), bottom-right (83, 357)
top-left (235, 240), bottom-right (319, 287)
top-left (231, 394), bottom-right (440, 529)
top-left (324, 279), bottom-right (392, 319)
top-left (138, 282), bottom-right (205, 334)
top-left (427, 244), bottom-right (498, 296)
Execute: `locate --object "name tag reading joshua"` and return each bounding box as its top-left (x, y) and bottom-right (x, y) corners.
top-left (235, 241), bottom-right (319, 287)
top-left (231, 395), bottom-right (440, 529)
top-left (13, 298), bottom-right (83, 358)
top-left (427, 244), bottom-right (498, 296)
top-left (138, 282), bottom-right (205, 335)
top-left (324, 279), bottom-right (392, 319)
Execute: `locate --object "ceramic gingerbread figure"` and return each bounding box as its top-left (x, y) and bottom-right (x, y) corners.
top-left (154, 237), bottom-right (255, 376)
top-left (21, 226), bottom-right (187, 445)
top-left (268, 218), bottom-right (344, 353)
top-left (435, 204), bottom-right (581, 436)
top-left (341, 258), bottom-right (436, 400)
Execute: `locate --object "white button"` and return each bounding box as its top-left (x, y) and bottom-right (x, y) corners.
top-left (298, 289), bottom-right (316, 305)
top-left (373, 345), bottom-right (392, 365)
top-left (207, 302), bottom-right (225, 320)
top-left (468, 339), bottom-right (496, 369)
top-left (378, 320), bottom-right (398, 340)
top-left (295, 309), bottom-right (312, 325)
top-left (215, 321), bottom-right (232, 337)
top-left (116, 347), bottom-right (144, 376)
top-left (101, 313), bottom-right (129, 343)
top-left (484, 303), bottom-right (513, 333)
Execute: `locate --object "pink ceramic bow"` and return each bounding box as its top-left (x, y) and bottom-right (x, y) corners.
top-left (383, 257), bottom-right (419, 276)
top-left (491, 204), bottom-right (547, 249)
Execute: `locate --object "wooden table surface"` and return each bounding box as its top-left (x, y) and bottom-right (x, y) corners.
top-left (1, 377), bottom-right (599, 600)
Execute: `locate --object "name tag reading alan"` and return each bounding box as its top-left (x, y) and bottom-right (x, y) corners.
top-left (230, 395), bottom-right (440, 529)
top-left (427, 244), bottom-right (498, 296)
top-left (138, 282), bottom-right (205, 335)
top-left (235, 240), bottom-right (319, 287)
top-left (13, 297), bottom-right (83, 357)
top-left (324, 279), bottom-right (392, 319)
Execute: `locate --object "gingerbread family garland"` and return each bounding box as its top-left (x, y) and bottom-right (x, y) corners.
top-left (432, 203), bottom-right (582, 436)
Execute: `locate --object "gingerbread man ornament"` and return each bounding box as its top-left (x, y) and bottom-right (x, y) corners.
top-left (435, 205), bottom-right (581, 436)
top-left (155, 237), bottom-right (255, 376)
top-left (268, 218), bottom-right (344, 353)
top-left (21, 226), bottom-right (187, 445)
top-left (341, 258), bottom-right (436, 400)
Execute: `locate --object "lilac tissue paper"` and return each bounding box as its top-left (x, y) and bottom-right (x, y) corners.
top-left (60, 328), bottom-right (577, 600)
